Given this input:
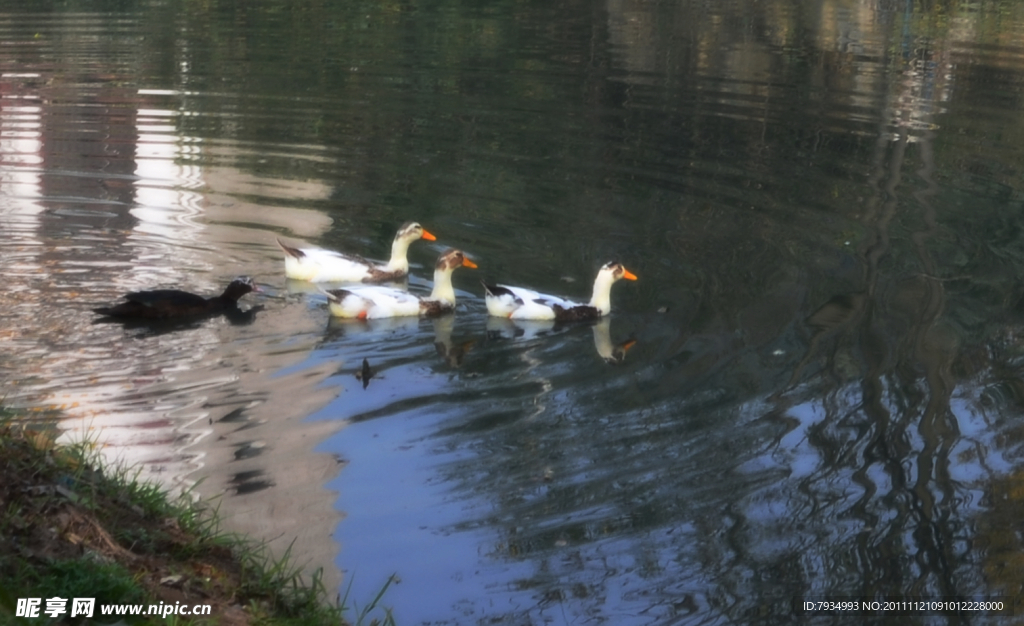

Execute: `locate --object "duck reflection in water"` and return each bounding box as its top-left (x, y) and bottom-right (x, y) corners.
top-left (326, 314), bottom-right (474, 363)
top-left (431, 314), bottom-right (474, 367)
top-left (591, 317), bottom-right (637, 364)
top-left (324, 313), bottom-right (420, 341)
top-left (486, 316), bottom-right (637, 364)
top-left (325, 313), bottom-right (475, 390)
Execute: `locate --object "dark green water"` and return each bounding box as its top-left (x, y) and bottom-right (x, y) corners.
top-left (5, 0), bottom-right (1024, 623)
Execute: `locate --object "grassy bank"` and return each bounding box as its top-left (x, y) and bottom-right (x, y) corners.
top-left (0, 410), bottom-right (394, 625)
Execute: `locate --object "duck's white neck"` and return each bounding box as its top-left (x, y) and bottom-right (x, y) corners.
top-left (385, 236), bottom-right (413, 272)
top-left (588, 271), bottom-right (617, 315)
top-left (430, 267), bottom-right (457, 304)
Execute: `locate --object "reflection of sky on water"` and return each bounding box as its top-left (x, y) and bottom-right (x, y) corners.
top-left (324, 320), bottom-right (1019, 622)
top-left (0, 36), bottom-right (349, 589)
top-left (0, 69), bottom-right (335, 482)
top-left (133, 107), bottom-right (206, 248)
top-left (776, 402), bottom-right (821, 480)
top-left (324, 406), bottom-right (507, 622)
top-left (4, 81), bottom-right (220, 470)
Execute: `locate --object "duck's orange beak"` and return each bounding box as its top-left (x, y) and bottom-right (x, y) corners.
top-left (622, 268), bottom-right (638, 281)
top-left (462, 258), bottom-right (478, 269)
top-left (421, 229), bottom-right (437, 241)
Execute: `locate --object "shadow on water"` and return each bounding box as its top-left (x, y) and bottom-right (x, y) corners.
top-left (6, 0), bottom-right (1024, 623)
top-left (90, 304), bottom-right (266, 336)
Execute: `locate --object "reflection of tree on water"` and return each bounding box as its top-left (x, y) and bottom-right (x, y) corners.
top-left (429, 35), bottom-right (1024, 626)
top-left (765, 120), bottom-right (989, 613)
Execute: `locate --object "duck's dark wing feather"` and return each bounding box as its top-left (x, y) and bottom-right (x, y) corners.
top-left (419, 300), bottom-right (456, 317)
top-left (363, 266), bottom-right (406, 283)
top-left (277, 238), bottom-right (306, 260)
top-left (552, 304), bottom-right (601, 322)
top-left (94, 289), bottom-right (213, 319)
top-left (123, 289), bottom-right (209, 308)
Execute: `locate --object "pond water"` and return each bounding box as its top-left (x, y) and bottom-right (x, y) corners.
top-left (5, 0), bottom-right (1024, 623)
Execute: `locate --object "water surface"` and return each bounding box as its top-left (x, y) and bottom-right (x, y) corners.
top-left (4, 0), bottom-right (1024, 623)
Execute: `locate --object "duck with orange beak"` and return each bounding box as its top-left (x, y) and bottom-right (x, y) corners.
top-left (482, 261), bottom-right (637, 321)
top-left (277, 221), bottom-right (436, 283)
top-left (322, 249), bottom-right (477, 318)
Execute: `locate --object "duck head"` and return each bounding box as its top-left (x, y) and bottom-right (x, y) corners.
top-left (386, 222), bottom-right (438, 272)
top-left (222, 276), bottom-right (261, 302)
top-left (430, 249), bottom-right (477, 303)
top-left (598, 261), bottom-right (637, 283)
top-left (435, 248), bottom-right (477, 272)
top-left (396, 221), bottom-right (437, 243)
top-left (589, 261), bottom-right (637, 314)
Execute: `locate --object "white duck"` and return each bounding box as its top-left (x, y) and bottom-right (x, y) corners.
top-left (322, 249), bottom-right (477, 319)
top-left (277, 221), bottom-right (436, 282)
top-left (482, 261), bottom-right (637, 321)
